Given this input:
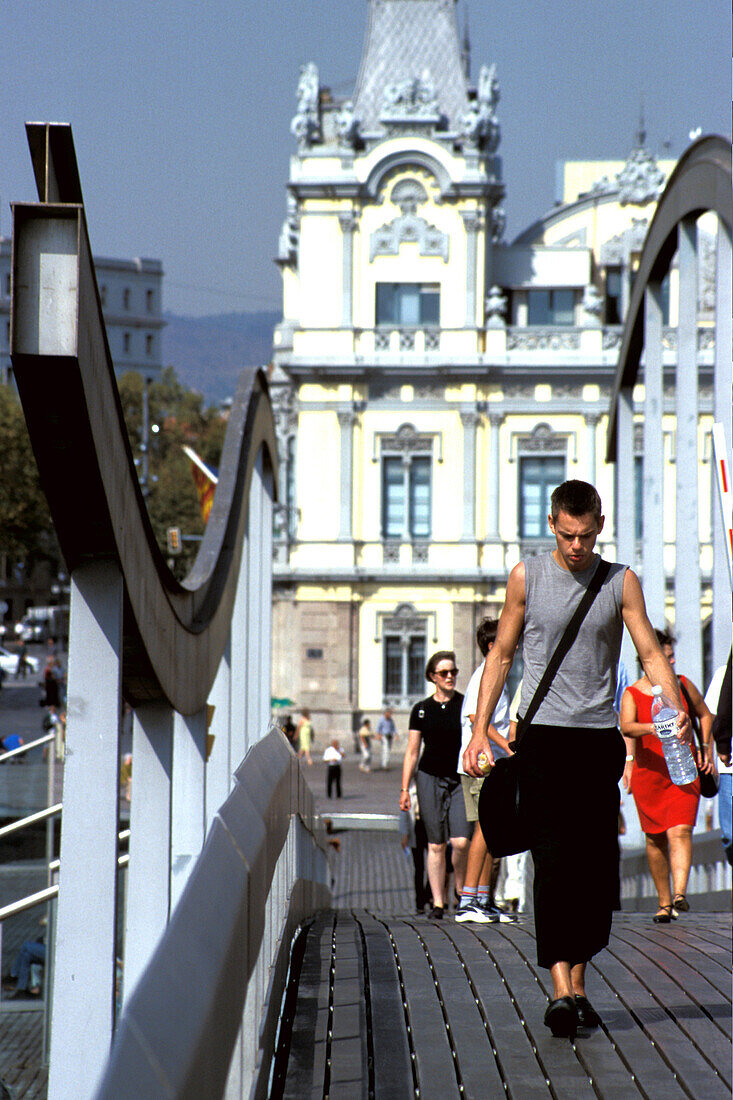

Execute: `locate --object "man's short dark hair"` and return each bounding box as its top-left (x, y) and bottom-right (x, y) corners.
top-left (425, 650), bottom-right (457, 682)
top-left (550, 480), bottom-right (602, 523)
top-left (476, 617), bottom-right (499, 657)
top-left (655, 628), bottom-right (676, 648)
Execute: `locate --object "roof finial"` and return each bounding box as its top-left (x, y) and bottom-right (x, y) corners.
top-left (461, 3), bottom-right (471, 80)
top-left (636, 95), bottom-right (646, 149)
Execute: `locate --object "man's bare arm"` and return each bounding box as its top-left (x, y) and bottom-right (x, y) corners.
top-left (463, 564), bottom-right (525, 775)
top-left (621, 569), bottom-right (691, 743)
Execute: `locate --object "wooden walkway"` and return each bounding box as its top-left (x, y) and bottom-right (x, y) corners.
top-left (273, 832), bottom-right (732, 1100)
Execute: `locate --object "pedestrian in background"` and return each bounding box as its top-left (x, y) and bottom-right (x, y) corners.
top-left (324, 738), bottom-right (345, 798)
top-left (400, 650), bottom-right (471, 920)
top-left (358, 717), bottom-right (373, 772)
top-left (296, 708), bottom-right (314, 766)
top-left (620, 629), bottom-right (714, 922)
top-left (377, 708), bottom-right (396, 770)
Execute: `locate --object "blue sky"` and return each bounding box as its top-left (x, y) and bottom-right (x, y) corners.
top-left (3, 0), bottom-right (730, 316)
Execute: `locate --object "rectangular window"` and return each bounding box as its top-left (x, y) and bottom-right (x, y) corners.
top-left (383, 634), bottom-right (426, 700)
top-left (519, 456), bottom-right (566, 537)
top-left (123, 332), bottom-right (131, 354)
top-left (605, 266), bottom-right (622, 324)
top-left (145, 333), bottom-right (154, 356)
top-left (146, 288), bottom-right (154, 312)
top-left (376, 283), bottom-right (440, 327)
top-left (384, 636), bottom-right (403, 697)
top-left (409, 456), bottom-right (431, 538)
top-left (382, 457), bottom-right (406, 538)
top-left (527, 288), bottom-right (575, 326)
top-left (407, 635), bottom-right (426, 696)
top-left (382, 455), bottom-right (432, 539)
top-left (123, 287), bottom-right (131, 310)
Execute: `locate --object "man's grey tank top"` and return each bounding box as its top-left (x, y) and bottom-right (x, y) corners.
top-left (519, 553), bottom-right (627, 728)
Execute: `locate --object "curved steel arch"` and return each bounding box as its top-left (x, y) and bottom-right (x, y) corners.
top-left (606, 134), bottom-right (732, 460)
top-left (11, 123), bottom-right (278, 714)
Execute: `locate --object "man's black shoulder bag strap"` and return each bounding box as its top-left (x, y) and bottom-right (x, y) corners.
top-left (517, 557), bottom-right (613, 738)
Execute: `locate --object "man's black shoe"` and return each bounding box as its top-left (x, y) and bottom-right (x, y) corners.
top-left (428, 905), bottom-right (444, 920)
top-left (544, 996), bottom-right (577, 1038)
top-left (574, 995), bottom-right (601, 1028)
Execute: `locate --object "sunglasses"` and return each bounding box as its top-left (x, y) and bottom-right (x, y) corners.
top-left (434, 668), bottom-right (458, 678)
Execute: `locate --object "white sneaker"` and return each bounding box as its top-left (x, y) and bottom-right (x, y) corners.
top-left (485, 902), bottom-right (517, 923)
top-left (455, 902), bottom-right (498, 924)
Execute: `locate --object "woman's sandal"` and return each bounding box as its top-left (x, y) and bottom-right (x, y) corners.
top-left (673, 894), bottom-right (690, 913)
top-left (652, 904), bottom-right (677, 924)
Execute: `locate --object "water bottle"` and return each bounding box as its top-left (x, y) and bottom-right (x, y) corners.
top-left (650, 685), bottom-right (697, 786)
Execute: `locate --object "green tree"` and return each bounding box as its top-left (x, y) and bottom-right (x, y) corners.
top-left (0, 384), bottom-right (59, 565)
top-left (118, 368), bottom-right (225, 579)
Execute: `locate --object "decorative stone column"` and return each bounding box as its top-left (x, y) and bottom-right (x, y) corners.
top-left (461, 211), bottom-right (481, 328)
top-left (585, 413), bottom-right (600, 484)
top-left (487, 412), bottom-right (504, 539)
top-left (339, 212), bottom-right (358, 328)
top-left (675, 217), bottom-right (702, 685)
top-left (460, 408), bottom-right (479, 539)
top-left (337, 407), bottom-right (356, 540)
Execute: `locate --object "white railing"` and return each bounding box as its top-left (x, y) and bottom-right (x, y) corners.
top-left (95, 728), bottom-right (330, 1100)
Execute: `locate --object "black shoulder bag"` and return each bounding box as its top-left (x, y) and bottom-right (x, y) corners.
top-left (479, 558), bottom-right (612, 857)
top-left (678, 677), bottom-right (719, 798)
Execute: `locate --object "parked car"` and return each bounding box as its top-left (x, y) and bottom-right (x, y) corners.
top-left (0, 647), bottom-right (40, 676)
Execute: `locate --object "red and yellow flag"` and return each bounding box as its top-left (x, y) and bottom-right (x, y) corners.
top-left (183, 445), bottom-right (218, 523)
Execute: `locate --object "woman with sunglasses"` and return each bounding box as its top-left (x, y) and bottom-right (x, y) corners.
top-left (399, 650), bottom-right (472, 919)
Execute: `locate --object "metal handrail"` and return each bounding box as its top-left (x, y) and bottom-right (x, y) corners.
top-left (0, 732), bottom-right (54, 763)
top-left (1, 851), bottom-right (130, 923)
top-left (0, 803), bottom-right (63, 839)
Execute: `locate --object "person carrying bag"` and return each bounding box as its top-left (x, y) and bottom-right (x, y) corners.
top-left (479, 559), bottom-right (611, 858)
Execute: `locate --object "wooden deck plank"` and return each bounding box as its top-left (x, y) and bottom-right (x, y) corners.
top-left (469, 925), bottom-right (598, 1098)
top-left (330, 916), bottom-right (367, 1098)
top-left (612, 924), bottom-right (732, 1042)
top-left (442, 924), bottom-right (566, 1100)
top-left (416, 923), bottom-right (507, 1100)
top-left (390, 922), bottom-right (461, 1100)
top-left (597, 941), bottom-right (731, 1100)
top-left (280, 914), bottom-right (333, 1100)
top-left (353, 911), bottom-right (414, 1100)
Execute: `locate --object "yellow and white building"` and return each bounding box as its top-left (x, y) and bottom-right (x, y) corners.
top-left (270, 0), bottom-right (720, 734)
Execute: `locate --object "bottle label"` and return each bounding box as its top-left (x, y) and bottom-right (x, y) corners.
top-left (653, 708), bottom-right (677, 738)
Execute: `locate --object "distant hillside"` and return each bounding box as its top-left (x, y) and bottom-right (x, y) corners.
top-left (162, 311), bottom-right (280, 405)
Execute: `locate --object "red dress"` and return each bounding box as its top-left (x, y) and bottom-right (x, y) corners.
top-left (627, 679), bottom-right (700, 833)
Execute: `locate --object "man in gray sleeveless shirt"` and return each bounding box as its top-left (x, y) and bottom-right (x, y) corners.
top-left (464, 480), bottom-right (691, 1040)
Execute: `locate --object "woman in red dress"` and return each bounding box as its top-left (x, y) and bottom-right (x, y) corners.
top-left (620, 630), bottom-right (714, 922)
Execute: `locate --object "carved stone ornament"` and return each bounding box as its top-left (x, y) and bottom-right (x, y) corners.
top-left (616, 146), bottom-right (666, 206)
top-left (335, 100), bottom-right (361, 146)
top-left (380, 70), bottom-right (441, 125)
top-left (518, 423), bottom-right (567, 454)
top-left (490, 204), bottom-right (506, 243)
top-left (382, 602), bottom-right (426, 636)
top-left (506, 330), bottom-right (581, 351)
top-left (485, 285), bottom-right (507, 328)
top-left (381, 422), bottom-right (434, 454)
top-left (459, 63), bottom-right (501, 151)
top-left (582, 284), bottom-right (604, 318)
top-left (602, 328), bottom-right (623, 349)
top-left (277, 193), bottom-right (300, 265)
top-left (370, 212), bottom-right (449, 262)
top-left (390, 178), bottom-right (429, 213)
top-left (291, 61), bottom-right (321, 149)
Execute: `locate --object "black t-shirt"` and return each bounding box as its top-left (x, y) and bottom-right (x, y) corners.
top-left (409, 692), bottom-right (464, 779)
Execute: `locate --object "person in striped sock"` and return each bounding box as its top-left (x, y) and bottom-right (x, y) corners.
top-left (455, 619), bottom-right (517, 924)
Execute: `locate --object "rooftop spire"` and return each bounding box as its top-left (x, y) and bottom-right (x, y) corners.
top-left (352, 0), bottom-right (469, 134)
top-left (461, 3), bottom-right (471, 80)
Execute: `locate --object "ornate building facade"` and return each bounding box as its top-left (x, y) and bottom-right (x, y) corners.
top-left (270, 0), bottom-right (720, 733)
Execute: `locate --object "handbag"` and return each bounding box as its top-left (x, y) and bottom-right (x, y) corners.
top-left (678, 677), bottom-right (719, 797)
top-left (479, 558), bottom-right (612, 857)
